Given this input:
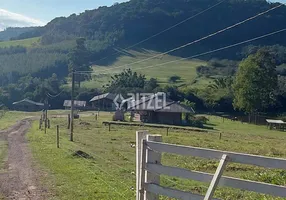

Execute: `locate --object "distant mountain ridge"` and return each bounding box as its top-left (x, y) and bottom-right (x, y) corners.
top-left (0, 27), bottom-right (36, 41)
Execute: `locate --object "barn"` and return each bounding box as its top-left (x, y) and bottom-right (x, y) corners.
top-left (13, 99), bottom-right (45, 112)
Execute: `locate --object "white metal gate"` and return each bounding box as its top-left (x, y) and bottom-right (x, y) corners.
top-left (136, 131), bottom-right (286, 200)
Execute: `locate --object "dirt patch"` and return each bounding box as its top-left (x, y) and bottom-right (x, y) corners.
top-left (0, 119), bottom-right (49, 200)
top-left (72, 150), bottom-right (94, 160)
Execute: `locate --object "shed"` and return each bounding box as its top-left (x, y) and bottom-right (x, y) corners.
top-left (90, 93), bottom-right (122, 111)
top-left (266, 119), bottom-right (286, 130)
top-left (64, 100), bottom-right (87, 110)
top-left (13, 99), bottom-right (45, 112)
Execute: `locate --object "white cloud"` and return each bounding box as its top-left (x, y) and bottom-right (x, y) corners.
top-left (0, 8), bottom-right (45, 31)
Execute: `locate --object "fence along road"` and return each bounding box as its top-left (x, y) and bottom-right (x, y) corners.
top-left (136, 131), bottom-right (286, 200)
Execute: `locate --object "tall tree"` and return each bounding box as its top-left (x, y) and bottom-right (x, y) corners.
top-left (105, 69), bottom-right (146, 93)
top-left (233, 50), bottom-right (278, 114)
top-left (68, 38), bottom-right (91, 87)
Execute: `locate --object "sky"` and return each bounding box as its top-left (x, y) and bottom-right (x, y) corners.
top-left (0, 0), bottom-right (285, 31)
top-left (0, 0), bottom-right (128, 31)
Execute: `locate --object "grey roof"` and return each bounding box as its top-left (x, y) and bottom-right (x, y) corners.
top-left (90, 93), bottom-right (122, 102)
top-left (128, 93), bottom-right (195, 113)
top-left (64, 100), bottom-right (86, 107)
top-left (266, 119), bottom-right (285, 124)
top-left (13, 99), bottom-right (44, 107)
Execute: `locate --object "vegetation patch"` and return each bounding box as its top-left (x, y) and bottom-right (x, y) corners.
top-left (27, 112), bottom-right (286, 199)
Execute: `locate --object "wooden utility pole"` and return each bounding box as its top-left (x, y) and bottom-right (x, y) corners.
top-left (70, 70), bottom-right (75, 142)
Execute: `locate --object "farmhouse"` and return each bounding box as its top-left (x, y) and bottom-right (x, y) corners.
top-left (128, 93), bottom-right (195, 125)
top-left (13, 99), bottom-right (45, 112)
top-left (90, 93), bottom-right (122, 111)
top-left (64, 100), bottom-right (87, 110)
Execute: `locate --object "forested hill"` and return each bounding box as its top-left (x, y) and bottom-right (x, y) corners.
top-left (17, 0), bottom-right (286, 59)
top-left (0, 27), bottom-right (36, 41)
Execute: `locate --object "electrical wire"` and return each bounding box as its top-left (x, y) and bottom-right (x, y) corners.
top-left (74, 3), bottom-right (284, 75)
top-left (93, 0), bottom-right (226, 63)
top-left (46, 89), bottom-right (65, 98)
top-left (74, 28), bottom-right (286, 76)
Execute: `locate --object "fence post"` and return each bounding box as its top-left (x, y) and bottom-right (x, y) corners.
top-left (166, 127), bottom-right (169, 136)
top-left (136, 130), bottom-right (149, 200)
top-left (204, 154), bottom-right (228, 200)
top-left (68, 114), bottom-right (71, 129)
top-left (108, 123), bottom-right (111, 132)
top-left (145, 134), bottom-right (162, 200)
top-left (39, 119), bottom-right (42, 130)
top-left (48, 119), bottom-right (51, 129)
top-left (57, 125), bottom-right (60, 148)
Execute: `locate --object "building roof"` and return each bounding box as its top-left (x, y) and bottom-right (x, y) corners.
top-left (90, 93), bottom-right (122, 103)
top-left (266, 119), bottom-right (285, 124)
top-left (13, 99), bottom-right (44, 107)
top-left (128, 93), bottom-right (195, 113)
top-left (64, 100), bottom-right (87, 107)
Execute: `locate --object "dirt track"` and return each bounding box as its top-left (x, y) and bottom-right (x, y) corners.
top-left (0, 119), bottom-right (48, 200)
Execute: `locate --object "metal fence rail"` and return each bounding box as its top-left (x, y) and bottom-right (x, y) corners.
top-left (136, 131), bottom-right (286, 200)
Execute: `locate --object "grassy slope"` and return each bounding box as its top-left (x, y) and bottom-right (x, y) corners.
top-left (0, 37), bottom-right (41, 48)
top-left (82, 50), bottom-right (209, 89)
top-left (27, 112), bottom-right (286, 200)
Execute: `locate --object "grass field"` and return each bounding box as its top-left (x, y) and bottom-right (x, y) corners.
top-left (0, 37), bottom-right (41, 48)
top-left (27, 112), bottom-right (286, 199)
top-left (81, 50), bottom-right (209, 89)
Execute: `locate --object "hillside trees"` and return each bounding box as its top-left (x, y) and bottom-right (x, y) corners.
top-left (233, 50), bottom-right (278, 114)
top-left (13, 0), bottom-right (286, 60)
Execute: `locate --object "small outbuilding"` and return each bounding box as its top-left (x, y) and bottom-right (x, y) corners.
top-left (63, 100), bottom-right (87, 110)
top-left (13, 99), bottom-right (45, 112)
top-left (266, 119), bottom-right (286, 131)
top-left (90, 93), bottom-right (122, 111)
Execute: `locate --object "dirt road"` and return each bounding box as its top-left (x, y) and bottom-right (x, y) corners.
top-left (0, 119), bottom-right (48, 200)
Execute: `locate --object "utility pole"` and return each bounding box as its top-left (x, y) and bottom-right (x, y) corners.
top-left (70, 70), bottom-right (75, 142)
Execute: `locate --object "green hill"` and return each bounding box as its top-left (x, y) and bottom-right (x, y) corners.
top-left (81, 49), bottom-right (208, 89)
top-left (17, 0), bottom-right (286, 60)
top-left (0, 37), bottom-right (41, 48)
top-left (0, 27), bottom-right (36, 41)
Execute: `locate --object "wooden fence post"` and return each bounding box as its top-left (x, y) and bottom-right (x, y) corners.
top-left (166, 127), bottom-right (169, 136)
top-left (48, 119), bottom-right (50, 129)
top-left (108, 123), bottom-right (111, 132)
top-left (39, 119), bottom-right (42, 130)
top-left (136, 130), bottom-right (149, 200)
top-left (219, 132), bottom-right (222, 140)
top-left (57, 125), bottom-right (60, 148)
top-left (68, 114), bottom-right (71, 129)
top-left (145, 134), bottom-right (162, 200)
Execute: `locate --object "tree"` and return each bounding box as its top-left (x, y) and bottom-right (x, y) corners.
top-left (68, 38), bottom-right (91, 87)
top-left (105, 69), bottom-right (146, 93)
top-left (168, 75), bottom-right (181, 83)
top-left (233, 50), bottom-right (278, 115)
top-left (208, 77), bottom-right (233, 90)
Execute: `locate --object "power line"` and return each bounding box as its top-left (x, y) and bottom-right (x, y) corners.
top-left (76, 3), bottom-right (283, 75)
top-left (94, 0), bottom-right (226, 63)
top-left (46, 90), bottom-right (65, 98)
top-left (75, 28), bottom-right (286, 76)
top-left (130, 28), bottom-right (286, 72)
